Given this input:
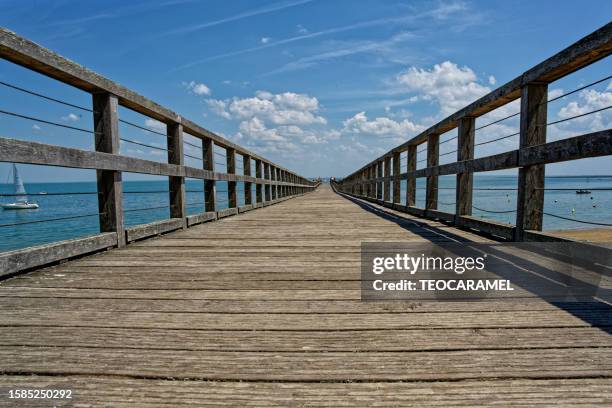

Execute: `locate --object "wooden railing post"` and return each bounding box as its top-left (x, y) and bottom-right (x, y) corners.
top-left (383, 156), bottom-right (391, 202)
top-left (167, 122), bottom-right (186, 226)
top-left (284, 171), bottom-right (288, 197)
top-left (271, 166), bottom-right (277, 200)
top-left (243, 154), bottom-right (252, 205)
top-left (376, 161), bottom-right (383, 201)
top-left (516, 82), bottom-right (548, 240)
top-left (226, 147), bottom-right (237, 208)
top-left (264, 163), bottom-right (271, 202)
top-left (392, 152), bottom-right (401, 204)
top-left (369, 165), bottom-right (376, 199)
top-left (426, 134), bottom-right (439, 210)
top-left (93, 92), bottom-right (125, 247)
top-left (203, 139), bottom-right (216, 212)
top-left (278, 170), bottom-right (283, 198)
top-left (255, 159), bottom-right (263, 204)
top-left (456, 117), bottom-right (475, 216)
top-left (406, 145), bottom-right (416, 207)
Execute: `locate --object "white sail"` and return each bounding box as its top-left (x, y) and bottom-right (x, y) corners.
top-left (13, 163), bottom-right (27, 203)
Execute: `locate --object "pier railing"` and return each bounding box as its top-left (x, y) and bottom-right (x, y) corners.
top-left (0, 28), bottom-right (317, 276)
top-left (337, 23), bottom-right (612, 242)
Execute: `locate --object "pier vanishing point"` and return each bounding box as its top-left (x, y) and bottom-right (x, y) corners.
top-left (0, 23), bottom-right (611, 406)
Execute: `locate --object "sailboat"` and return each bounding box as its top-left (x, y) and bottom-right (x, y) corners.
top-left (1, 163), bottom-right (39, 210)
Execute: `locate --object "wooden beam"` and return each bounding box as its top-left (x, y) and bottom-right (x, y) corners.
top-left (0, 233), bottom-right (117, 278)
top-left (392, 152), bottom-right (401, 204)
top-left (203, 138), bottom-right (216, 212)
top-left (376, 161), bottom-right (383, 200)
top-left (426, 134), bottom-right (439, 210)
top-left (516, 83), bottom-right (548, 240)
top-left (243, 155), bottom-right (252, 205)
top-left (92, 92), bottom-right (125, 247)
top-left (271, 166), bottom-right (277, 200)
top-left (383, 156), bottom-right (391, 202)
top-left (520, 129), bottom-right (612, 165)
top-left (406, 145), bottom-right (416, 207)
top-left (456, 117), bottom-right (475, 216)
top-left (186, 211), bottom-right (216, 227)
top-left (126, 219), bottom-right (184, 243)
top-left (255, 161), bottom-right (262, 202)
top-left (226, 147), bottom-right (237, 208)
top-left (167, 122), bottom-right (185, 225)
top-left (264, 163), bottom-right (271, 202)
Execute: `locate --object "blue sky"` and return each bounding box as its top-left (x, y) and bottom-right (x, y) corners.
top-left (0, 0), bottom-right (611, 182)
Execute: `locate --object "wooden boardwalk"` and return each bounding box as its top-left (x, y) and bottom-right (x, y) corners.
top-left (0, 184), bottom-right (610, 406)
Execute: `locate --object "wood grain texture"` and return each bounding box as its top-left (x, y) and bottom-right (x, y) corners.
top-left (0, 185), bottom-right (609, 406)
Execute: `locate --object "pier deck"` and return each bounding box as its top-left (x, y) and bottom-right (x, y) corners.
top-left (0, 185), bottom-right (610, 406)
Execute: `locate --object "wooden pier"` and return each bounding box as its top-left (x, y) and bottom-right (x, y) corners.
top-left (0, 23), bottom-right (611, 407)
top-left (0, 184), bottom-right (610, 406)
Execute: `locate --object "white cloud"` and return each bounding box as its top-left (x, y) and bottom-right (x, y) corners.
top-left (488, 75), bottom-right (496, 85)
top-left (184, 81), bottom-right (211, 96)
top-left (209, 90), bottom-right (327, 126)
top-left (296, 24), bottom-right (308, 34)
top-left (222, 80), bottom-right (232, 85)
top-left (342, 111), bottom-right (424, 139)
top-left (552, 86), bottom-right (612, 135)
top-left (61, 113), bottom-right (80, 122)
top-left (32, 124), bottom-right (42, 131)
top-left (396, 61), bottom-right (491, 115)
top-left (205, 90), bottom-right (340, 155)
top-left (206, 99), bottom-right (231, 119)
top-left (260, 37), bottom-right (270, 44)
top-left (144, 118), bottom-right (166, 133)
top-left (548, 88), bottom-right (564, 100)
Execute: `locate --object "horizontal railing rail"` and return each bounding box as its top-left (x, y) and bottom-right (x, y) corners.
top-left (337, 23), bottom-right (612, 242)
top-left (0, 27), bottom-right (319, 276)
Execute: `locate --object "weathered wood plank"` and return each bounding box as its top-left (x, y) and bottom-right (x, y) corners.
top-left (216, 208), bottom-right (238, 219)
top-left (0, 376), bottom-right (608, 408)
top-left (125, 219), bottom-right (184, 243)
top-left (0, 346), bottom-right (609, 381)
top-left (0, 326), bottom-right (609, 352)
top-left (186, 211), bottom-right (216, 227)
top-left (0, 233), bottom-right (117, 278)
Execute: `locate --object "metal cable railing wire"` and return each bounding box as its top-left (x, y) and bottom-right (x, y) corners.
top-left (184, 140), bottom-right (202, 149)
top-left (545, 105), bottom-right (612, 127)
top-left (119, 118), bottom-right (167, 137)
top-left (473, 74), bottom-right (612, 132)
top-left (184, 153), bottom-right (202, 161)
top-left (0, 212), bottom-right (104, 228)
top-left (0, 109), bottom-right (97, 134)
top-left (475, 112), bottom-right (520, 131)
top-left (472, 205), bottom-right (516, 214)
top-left (547, 74), bottom-right (612, 103)
top-left (475, 131), bottom-right (520, 147)
top-left (120, 138), bottom-right (168, 152)
top-left (540, 211), bottom-right (612, 226)
top-left (123, 204), bottom-right (170, 213)
top-left (0, 80), bottom-right (93, 112)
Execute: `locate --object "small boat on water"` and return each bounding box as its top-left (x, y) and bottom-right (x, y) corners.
top-left (1, 163), bottom-right (39, 210)
top-left (576, 189), bottom-right (591, 194)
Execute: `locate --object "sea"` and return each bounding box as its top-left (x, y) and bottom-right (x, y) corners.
top-left (1, 176), bottom-right (611, 253)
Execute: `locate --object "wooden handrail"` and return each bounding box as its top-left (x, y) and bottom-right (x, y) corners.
top-left (337, 23), bottom-right (612, 242)
top-left (0, 27), bottom-right (318, 275)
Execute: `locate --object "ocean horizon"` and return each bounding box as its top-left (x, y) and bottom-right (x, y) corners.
top-left (1, 175), bottom-right (611, 253)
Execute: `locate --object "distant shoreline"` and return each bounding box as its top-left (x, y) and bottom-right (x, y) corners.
top-left (550, 228), bottom-right (612, 243)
